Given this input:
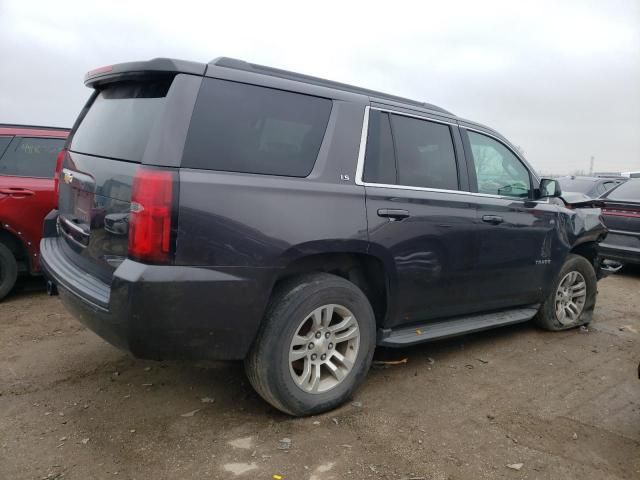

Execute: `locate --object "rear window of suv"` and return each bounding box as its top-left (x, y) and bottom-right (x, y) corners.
top-left (182, 78), bottom-right (332, 177)
top-left (70, 79), bottom-right (172, 162)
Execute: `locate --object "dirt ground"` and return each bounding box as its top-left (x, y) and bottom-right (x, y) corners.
top-left (1, 270), bottom-right (639, 480)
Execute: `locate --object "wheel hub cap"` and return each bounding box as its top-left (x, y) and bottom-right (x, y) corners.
top-left (289, 304), bottom-right (360, 394)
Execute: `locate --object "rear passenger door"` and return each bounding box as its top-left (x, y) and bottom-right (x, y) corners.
top-left (360, 108), bottom-right (479, 328)
top-left (460, 128), bottom-right (557, 309)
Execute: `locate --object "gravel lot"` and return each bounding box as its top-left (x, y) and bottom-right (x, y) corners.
top-left (1, 270), bottom-right (639, 480)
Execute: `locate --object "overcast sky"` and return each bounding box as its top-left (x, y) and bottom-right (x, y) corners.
top-left (1, 0), bottom-right (638, 174)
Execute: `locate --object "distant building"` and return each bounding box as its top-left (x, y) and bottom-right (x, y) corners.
top-left (594, 171), bottom-right (622, 178)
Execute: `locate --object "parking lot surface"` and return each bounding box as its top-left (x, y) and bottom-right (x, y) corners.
top-left (1, 271), bottom-right (639, 480)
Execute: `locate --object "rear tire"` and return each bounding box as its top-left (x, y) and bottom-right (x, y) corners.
top-left (535, 254), bottom-right (597, 331)
top-left (0, 243), bottom-right (18, 301)
top-left (245, 273), bottom-right (376, 416)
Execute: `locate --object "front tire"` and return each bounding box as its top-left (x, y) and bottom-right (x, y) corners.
top-left (245, 273), bottom-right (376, 416)
top-left (535, 254), bottom-right (597, 331)
top-left (0, 243), bottom-right (18, 301)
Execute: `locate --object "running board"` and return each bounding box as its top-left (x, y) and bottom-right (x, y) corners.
top-left (378, 305), bottom-right (540, 347)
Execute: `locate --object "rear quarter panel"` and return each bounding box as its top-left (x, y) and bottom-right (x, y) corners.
top-left (175, 100), bottom-right (369, 269)
top-left (173, 100), bottom-right (369, 354)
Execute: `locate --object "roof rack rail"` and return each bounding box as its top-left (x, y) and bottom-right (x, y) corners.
top-left (209, 57), bottom-right (452, 115)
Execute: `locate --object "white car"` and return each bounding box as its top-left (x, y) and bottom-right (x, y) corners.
top-left (622, 171), bottom-right (640, 178)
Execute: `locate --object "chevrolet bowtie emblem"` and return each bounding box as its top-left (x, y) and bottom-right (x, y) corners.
top-left (63, 170), bottom-right (74, 184)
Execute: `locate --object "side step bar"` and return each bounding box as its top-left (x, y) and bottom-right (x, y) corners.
top-left (378, 305), bottom-right (540, 347)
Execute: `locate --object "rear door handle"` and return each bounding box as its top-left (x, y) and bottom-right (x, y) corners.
top-left (0, 187), bottom-right (35, 197)
top-left (482, 215), bottom-right (504, 225)
top-left (377, 208), bottom-right (410, 221)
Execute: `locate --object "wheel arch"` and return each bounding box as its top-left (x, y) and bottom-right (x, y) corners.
top-left (271, 249), bottom-right (395, 328)
top-left (569, 240), bottom-right (600, 268)
top-left (0, 226), bottom-right (30, 273)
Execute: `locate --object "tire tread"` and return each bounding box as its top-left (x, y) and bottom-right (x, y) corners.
top-left (245, 273), bottom-right (375, 416)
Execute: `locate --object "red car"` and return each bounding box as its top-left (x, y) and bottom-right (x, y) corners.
top-left (0, 124), bottom-right (69, 300)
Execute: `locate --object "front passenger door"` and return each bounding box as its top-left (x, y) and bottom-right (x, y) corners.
top-left (461, 128), bottom-right (558, 310)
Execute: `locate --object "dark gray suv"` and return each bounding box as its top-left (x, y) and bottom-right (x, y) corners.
top-left (41, 57), bottom-right (608, 415)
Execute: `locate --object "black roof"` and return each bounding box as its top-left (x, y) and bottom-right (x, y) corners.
top-left (84, 56), bottom-right (454, 116)
top-left (209, 57), bottom-right (453, 115)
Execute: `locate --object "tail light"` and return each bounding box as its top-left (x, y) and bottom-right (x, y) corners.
top-left (128, 167), bottom-right (176, 264)
top-left (602, 207), bottom-right (640, 219)
top-left (53, 149), bottom-right (66, 207)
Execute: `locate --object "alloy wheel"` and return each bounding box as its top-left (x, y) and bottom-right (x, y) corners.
top-left (288, 304), bottom-right (360, 393)
top-left (554, 271), bottom-right (587, 325)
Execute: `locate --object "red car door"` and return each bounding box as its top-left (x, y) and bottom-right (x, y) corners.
top-left (0, 135), bottom-right (66, 272)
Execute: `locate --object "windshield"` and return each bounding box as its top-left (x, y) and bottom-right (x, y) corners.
top-left (606, 179), bottom-right (640, 202)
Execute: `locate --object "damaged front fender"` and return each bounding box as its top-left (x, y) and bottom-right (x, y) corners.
top-left (554, 198), bottom-right (612, 278)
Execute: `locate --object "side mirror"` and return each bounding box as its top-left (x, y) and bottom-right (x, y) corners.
top-left (538, 178), bottom-right (562, 198)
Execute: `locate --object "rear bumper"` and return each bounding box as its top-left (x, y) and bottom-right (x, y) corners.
top-left (40, 235), bottom-right (275, 361)
top-left (599, 242), bottom-right (640, 265)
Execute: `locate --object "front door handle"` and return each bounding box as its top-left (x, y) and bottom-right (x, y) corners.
top-left (0, 187), bottom-right (35, 197)
top-left (482, 215), bottom-right (504, 225)
top-left (377, 208), bottom-right (410, 221)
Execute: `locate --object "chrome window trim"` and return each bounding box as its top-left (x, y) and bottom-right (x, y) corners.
top-left (354, 105), bottom-right (370, 187)
top-left (370, 106), bottom-right (458, 126)
top-left (354, 105), bottom-right (541, 203)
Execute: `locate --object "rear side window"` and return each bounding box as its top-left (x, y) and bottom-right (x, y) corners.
top-left (598, 181), bottom-right (618, 196)
top-left (71, 79), bottom-right (172, 162)
top-left (390, 114), bottom-right (458, 190)
top-left (182, 78), bottom-right (332, 177)
top-left (363, 111), bottom-right (396, 184)
top-left (0, 137), bottom-right (65, 178)
top-left (606, 180), bottom-right (640, 202)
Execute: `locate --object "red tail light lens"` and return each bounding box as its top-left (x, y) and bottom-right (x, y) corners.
top-left (602, 208), bottom-right (640, 218)
top-left (53, 149), bottom-right (66, 207)
top-left (129, 168), bottom-right (175, 263)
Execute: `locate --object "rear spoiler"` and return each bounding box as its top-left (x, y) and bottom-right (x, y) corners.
top-left (84, 58), bottom-right (207, 88)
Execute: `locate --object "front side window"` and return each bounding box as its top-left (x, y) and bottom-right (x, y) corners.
top-left (182, 78), bottom-right (332, 177)
top-left (390, 114), bottom-right (458, 190)
top-left (0, 137), bottom-right (65, 178)
top-left (0, 136), bottom-right (12, 159)
top-left (467, 131), bottom-right (531, 198)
